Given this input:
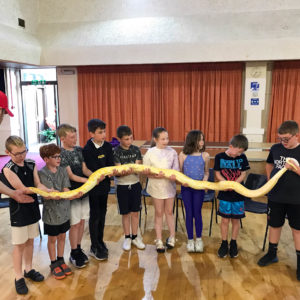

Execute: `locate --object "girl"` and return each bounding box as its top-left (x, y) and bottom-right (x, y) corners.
top-left (143, 127), bottom-right (179, 253)
top-left (179, 130), bottom-right (210, 252)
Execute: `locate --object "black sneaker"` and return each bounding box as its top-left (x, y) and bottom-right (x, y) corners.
top-left (229, 240), bottom-right (238, 258)
top-left (15, 278), bottom-right (28, 295)
top-left (100, 241), bottom-right (108, 254)
top-left (77, 246), bottom-right (89, 264)
top-left (218, 241), bottom-right (228, 258)
top-left (24, 269), bottom-right (44, 282)
top-left (257, 252), bottom-right (278, 267)
top-left (70, 250), bottom-right (86, 268)
top-left (89, 247), bottom-right (108, 261)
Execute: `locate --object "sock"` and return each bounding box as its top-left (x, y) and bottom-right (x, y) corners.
top-left (131, 235), bottom-right (137, 240)
top-left (71, 249), bottom-right (78, 255)
top-left (51, 260), bottom-right (56, 265)
top-left (77, 244), bottom-right (81, 250)
top-left (57, 256), bottom-right (63, 261)
top-left (125, 234), bottom-right (131, 239)
top-left (230, 239), bottom-right (237, 245)
top-left (268, 242), bottom-right (278, 255)
top-left (222, 240), bottom-right (228, 244)
top-left (296, 250), bottom-right (300, 272)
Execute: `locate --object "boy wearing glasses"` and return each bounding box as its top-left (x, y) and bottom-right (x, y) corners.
top-left (258, 120), bottom-right (300, 281)
top-left (2, 136), bottom-right (48, 295)
top-left (38, 144), bottom-right (74, 280)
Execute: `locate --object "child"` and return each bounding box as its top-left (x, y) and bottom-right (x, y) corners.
top-left (39, 144), bottom-right (73, 280)
top-left (214, 134), bottom-right (250, 258)
top-left (143, 127), bottom-right (179, 253)
top-left (114, 125), bottom-right (145, 251)
top-left (83, 119), bottom-right (114, 260)
top-left (179, 130), bottom-right (210, 252)
top-left (57, 124), bottom-right (90, 268)
top-left (257, 120), bottom-right (300, 281)
top-left (2, 136), bottom-right (46, 295)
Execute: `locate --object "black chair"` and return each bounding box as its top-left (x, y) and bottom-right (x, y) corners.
top-left (175, 168), bottom-right (217, 236)
top-left (139, 178), bottom-right (150, 227)
top-left (243, 173), bottom-right (268, 251)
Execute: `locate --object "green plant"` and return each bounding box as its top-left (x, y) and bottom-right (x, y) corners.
top-left (39, 128), bottom-right (56, 142)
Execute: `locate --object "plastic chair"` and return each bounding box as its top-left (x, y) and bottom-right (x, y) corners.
top-left (175, 168), bottom-right (217, 236)
top-left (243, 173), bottom-right (268, 251)
top-left (139, 178), bottom-right (149, 227)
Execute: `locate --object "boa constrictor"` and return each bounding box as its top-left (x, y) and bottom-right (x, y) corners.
top-left (29, 158), bottom-right (299, 199)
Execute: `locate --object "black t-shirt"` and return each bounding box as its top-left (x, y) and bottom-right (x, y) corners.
top-left (214, 152), bottom-right (250, 202)
top-left (60, 146), bottom-right (86, 190)
top-left (267, 143), bottom-right (300, 204)
top-left (1, 159), bottom-right (40, 227)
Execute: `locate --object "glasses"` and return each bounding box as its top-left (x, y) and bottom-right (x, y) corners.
top-left (10, 148), bottom-right (28, 158)
top-left (50, 155), bottom-right (61, 160)
top-left (277, 135), bottom-right (294, 143)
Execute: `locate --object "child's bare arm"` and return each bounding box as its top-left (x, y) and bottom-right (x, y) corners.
top-left (178, 152), bottom-right (186, 172)
top-left (203, 152), bottom-right (210, 181)
top-left (215, 170), bottom-right (226, 181)
top-left (235, 170), bottom-right (247, 183)
top-left (3, 167), bottom-right (29, 193)
top-left (33, 166), bottom-right (51, 192)
top-left (66, 165), bottom-right (87, 183)
top-left (82, 162), bottom-right (92, 177)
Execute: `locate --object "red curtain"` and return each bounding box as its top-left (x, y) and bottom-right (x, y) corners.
top-left (77, 63), bottom-right (243, 146)
top-left (267, 61), bottom-right (300, 142)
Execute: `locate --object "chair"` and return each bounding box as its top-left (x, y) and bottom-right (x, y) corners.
top-left (139, 178), bottom-right (150, 227)
top-left (243, 173), bottom-right (268, 251)
top-left (175, 168), bottom-right (217, 236)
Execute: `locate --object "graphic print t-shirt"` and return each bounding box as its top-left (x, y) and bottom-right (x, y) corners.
top-left (214, 152), bottom-right (250, 202)
top-left (267, 143), bottom-right (300, 204)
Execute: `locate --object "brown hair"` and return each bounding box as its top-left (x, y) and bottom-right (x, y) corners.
top-left (183, 130), bottom-right (205, 154)
top-left (39, 144), bottom-right (61, 159)
top-left (229, 134), bottom-right (248, 151)
top-left (151, 127), bottom-right (167, 147)
top-left (278, 120), bottom-right (299, 135)
top-left (56, 123), bottom-right (76, 138)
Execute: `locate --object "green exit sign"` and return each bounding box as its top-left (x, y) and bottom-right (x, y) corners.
top-left (31, 80), bottom-right (46, 85)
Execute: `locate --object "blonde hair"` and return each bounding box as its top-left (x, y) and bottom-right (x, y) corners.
top-left (5, 136), bottom-right (25, 152)
top-left (56, 123), bottom-right (76, 138)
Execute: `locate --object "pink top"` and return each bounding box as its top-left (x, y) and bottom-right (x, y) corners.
top-left (143, 146), bottom-right (179, 199)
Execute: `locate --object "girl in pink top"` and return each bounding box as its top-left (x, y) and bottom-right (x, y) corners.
top-left (143, 127), bottom-right (179, 253)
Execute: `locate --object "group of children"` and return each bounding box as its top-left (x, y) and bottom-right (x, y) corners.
top-left (2, 118), bottom-right (300, 295)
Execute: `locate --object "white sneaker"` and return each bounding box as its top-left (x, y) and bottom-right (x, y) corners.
top-left (132, 237), bottom-right (145, 250)
top-left (122, 238), bottom-right (132, 251)
top-left (155, 239), bottom-right (165, 253)
top-left (166, 236), bottom-right (175, 249)
top-left (187, 239), bottom-right (195, 252)
top-left (195, 238), bottom-right (204, 252)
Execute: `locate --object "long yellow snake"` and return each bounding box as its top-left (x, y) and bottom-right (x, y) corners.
top-left (29, 158), bottom-right (298, 199)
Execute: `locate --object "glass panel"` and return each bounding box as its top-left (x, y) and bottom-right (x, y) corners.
top-left (21, 68), bottom-right (57, 82)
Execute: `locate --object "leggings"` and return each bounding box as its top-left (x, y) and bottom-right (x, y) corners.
top-left (181, 186), bottom-right (204, 239)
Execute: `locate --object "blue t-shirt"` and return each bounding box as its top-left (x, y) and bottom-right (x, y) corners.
top-left (214, 152), bottom-right (250, 202)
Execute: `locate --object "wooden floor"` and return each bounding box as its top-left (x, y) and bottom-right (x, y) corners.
top-left (1, 196), bottom-right (300, 300)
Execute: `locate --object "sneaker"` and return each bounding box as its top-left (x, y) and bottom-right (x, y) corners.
top-left (187, 239), bottom-right (195, 252)
top-left (50, 261), bottom-right (66, 280)
top-left (57, 258), bottom-right (72, 276)
top-left (15, 278), bottom-right (28, 295)
top-left (195, 238), bottom-right (204, 253)
top-left (257, 252), bottom-right (279, 267)
top-left (89, 247), bottom-right (108, 261)
top-left (100, 241), bottom-right (109, 254)
top-left (166, 237), bottom-right (175, 249)
top-left (24, 269), bottom-right (44, 282)
top-left (78, 247), bottom-right (89, 264)
top-left (123, 238), bottom-right (132, 251)
top-left (132, 237), bottom-right (145, 250)
top-left (155, 239), bottom-right (165, 253)
top-left (69, 250), bottom-right (86, 268)
top-left (229, 240), bottom-right (238, 258)
top-left (218, 240), bottom-right (228, 258)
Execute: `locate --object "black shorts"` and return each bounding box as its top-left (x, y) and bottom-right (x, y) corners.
top-left (116, 182), bottom-right (142, 215)
top-left (44, 220), bottom-right (70, 236)
top-left (268, 201), bottom-right (300, 230)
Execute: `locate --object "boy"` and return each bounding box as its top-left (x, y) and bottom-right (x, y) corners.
top-left (114, 125), bottom-right (145, 251)
top-left (214, 134), bottom-right (250, 258)
top-left (2, 136), bottom-right (46, 295)
top-left (39, 144), bottom-right (73, 280)
top-left (57, 124), bottom-right (90, 268)
top-left (83, 119), bottom-right (114, 260)
top-left (258, 120), bottom-right (300, 281)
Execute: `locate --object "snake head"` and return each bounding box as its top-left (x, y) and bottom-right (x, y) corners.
top-left (286, 157), bottom-right (299, 171)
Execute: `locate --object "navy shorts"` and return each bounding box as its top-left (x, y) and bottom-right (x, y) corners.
top-left (218, 200), bottom-right (245, 219)
top-left (44, 220), bottom-right (70, 236)
top-left (268, 201), bottom-right (300, 230)
top-left (116, 182), bottom-right (142, 215)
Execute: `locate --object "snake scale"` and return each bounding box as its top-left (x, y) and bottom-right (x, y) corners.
top-left (28, 158), bottom-right (299, 199)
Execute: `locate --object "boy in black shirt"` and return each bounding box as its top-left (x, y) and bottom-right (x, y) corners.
top-left (258, 121), bottom-right (300, 281)
top-left (83, 119), bottom-right (114, 260)
top-left (214, 134), bottom-right (250, 259)
top-left (114, 125), bottom-right (145, 251)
